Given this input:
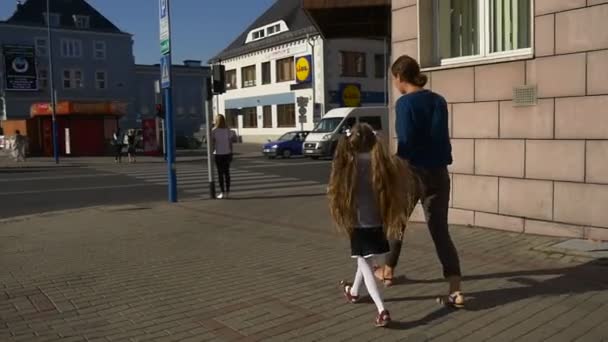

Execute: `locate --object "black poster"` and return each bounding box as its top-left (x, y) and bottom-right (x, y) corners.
top-left (3, 45), bottom-right (38, 91)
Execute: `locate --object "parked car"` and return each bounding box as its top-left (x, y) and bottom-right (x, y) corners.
top-left (262, 131), bottom-right (310, 158)
top-left (303, 107), bottom-right (388, 159)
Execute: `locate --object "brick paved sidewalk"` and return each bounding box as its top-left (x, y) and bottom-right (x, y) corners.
top-left (1, 196), bottom-right (607, 342)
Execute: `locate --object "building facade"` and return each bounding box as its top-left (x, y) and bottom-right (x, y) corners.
top-left (0, 0), bottom-right (211, 155)
top-left (0, 0), bottom-right (135, 121)
top-left (391, 0), bottom-right (608, 240)
top-left (134, 62), bottom-right (211, 138)
top-left (210, 0), bottom-right (390, 143)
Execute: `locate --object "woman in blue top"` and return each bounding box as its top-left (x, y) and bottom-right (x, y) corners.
top-left (374, 55), bottom-right (464, 308)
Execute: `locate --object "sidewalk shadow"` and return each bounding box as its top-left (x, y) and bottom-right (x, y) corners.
top-left (386, 258), bottom-right (608, 330)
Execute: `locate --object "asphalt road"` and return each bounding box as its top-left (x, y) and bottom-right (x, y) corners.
top-left (0, 153), bottom-right (331, 219)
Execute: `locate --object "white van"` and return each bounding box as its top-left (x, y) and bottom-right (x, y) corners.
top-left (303, 107), bottom-right (388, 159)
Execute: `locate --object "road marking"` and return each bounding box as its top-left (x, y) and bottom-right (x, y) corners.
top-left (0, 183), bottom-right (153, 196)
top-left (0, 173), bottom-right (117, 182)
top-left (241, 160), bottom-right (331, 169)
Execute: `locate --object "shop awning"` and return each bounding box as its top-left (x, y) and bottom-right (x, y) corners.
top-left (302, 0), bottom-right (391, 39)
top-left (30, 101), bottom-right (128, 117)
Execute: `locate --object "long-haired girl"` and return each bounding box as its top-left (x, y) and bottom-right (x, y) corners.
top-left (328, 123), bottom-right (417, 327)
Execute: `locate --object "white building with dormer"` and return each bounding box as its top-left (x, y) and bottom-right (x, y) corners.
top-left (209, 0), bottom-right (390, 143)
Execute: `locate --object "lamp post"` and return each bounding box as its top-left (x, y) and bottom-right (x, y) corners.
top-left (46, 0), bottom-right (59, 163)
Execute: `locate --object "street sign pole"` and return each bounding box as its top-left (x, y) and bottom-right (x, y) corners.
top-left (204, 98), bottom-right (215, 199)
top-left (159, 0), bottom-right (177, 203)
top-left (47, 0), bottom-right (59, 164)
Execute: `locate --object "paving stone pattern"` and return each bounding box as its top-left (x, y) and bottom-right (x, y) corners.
top-left (0, 196), bottom-right (607, 342)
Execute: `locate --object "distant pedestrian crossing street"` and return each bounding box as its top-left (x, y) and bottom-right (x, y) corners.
top-left (92, 163), bottom-right (326, 198)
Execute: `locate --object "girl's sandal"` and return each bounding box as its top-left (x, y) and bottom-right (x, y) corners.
top-left (339, 280), bottom-right (360, 304)
top-left (436, 291), bottom-right (465, 309)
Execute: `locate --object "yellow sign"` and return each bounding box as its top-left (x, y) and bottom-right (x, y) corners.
top-left (342, 84), bottom-right (361, 107)
top-left (295, 55), bottom-right (312, 83)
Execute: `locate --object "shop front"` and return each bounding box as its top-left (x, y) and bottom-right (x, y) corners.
top-left (30, 101), bottom-right (127, 156)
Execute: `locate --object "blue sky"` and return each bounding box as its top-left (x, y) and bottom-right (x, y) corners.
top-left (0, 0), bottom-right (276, 65)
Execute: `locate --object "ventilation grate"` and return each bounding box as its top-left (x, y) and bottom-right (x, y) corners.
top-left (513, 85), bottom-right (538, 107)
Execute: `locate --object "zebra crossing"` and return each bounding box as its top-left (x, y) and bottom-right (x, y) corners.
top-left (90, 163), bottom-right (326, 198)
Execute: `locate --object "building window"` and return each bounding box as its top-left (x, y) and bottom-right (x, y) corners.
top-left (60, 39), bottom-right (82, 58)
top-left (94, 41), bottom-right (106, 60)
top-left (38, 68), bottom-right (48, 89)
top-left (340, 52), bottom-right (366, 77)
top-left (277, 104), bottom-right (296, 128)
top-left (242, 107), bottom-right (258, 128)
top-left (95, 71), bottom-right (107, 89)
top-left (267, 24), bottom-right (281, 36)
top-left (276, 57), bottom-right (294, 82)
top-left (262, 62), bottom-right (271, 85)
top-left (35, 38), bottom-right (48, 56)
top-left (241, 65), bottom-right (256, 88)
top-left (263, 105), bottom-right (272, 128)
top-left (359, 116), bottom-right (383, 130)
top-left (43, 12), bottom-right (61, 27)
top-left (425, 0), bottom-right (532, 66)
top-left (63, 69), bottom-right (83, 89)
top-left (374, 54), bottom-right (387, 79)
top-left (225, 109), bottom-right (238, 128)
top-left (73, 15), bottom-right (90, 29)
top-left (225, 69), bottom-right (237, 90)
top-left (252, 29), bottom-right (265, 40)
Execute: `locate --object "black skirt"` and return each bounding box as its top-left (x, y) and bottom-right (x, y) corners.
top-left (350, 227), bottom-right (390, 258)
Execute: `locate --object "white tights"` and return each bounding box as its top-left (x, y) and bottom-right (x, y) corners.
top-left (350, 256), bottom-right (385, 313)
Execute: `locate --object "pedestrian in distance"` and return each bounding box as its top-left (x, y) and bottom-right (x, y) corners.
top-left (212, 114), bottom-right (233, 199)
top-left (12, 130), bottom-right (27, 162)
top-left (327, 123), bottom-right (417, 328)
top-left (112, 129), bottom-right (123, 163)
top-left (373, 54), bottom-right (465, 308)
top-left (126, 129), bottom-right (137, 163)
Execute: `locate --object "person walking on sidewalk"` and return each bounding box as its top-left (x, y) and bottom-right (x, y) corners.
top-left (328, 123), bottom-right (417, 327)
top-left (212, 114), bottom-right (233, 199)
top-left (126, 129), bottom-right (137, 163)
top-left (374, 55), bottom-right (464, 308)
top-left (112, 129), bottom-right (124, 163)
top-left (12, 130), bottom-right (27, 162)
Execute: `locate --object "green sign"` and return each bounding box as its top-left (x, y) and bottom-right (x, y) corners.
top-left (160, 39), bottom-right (170, 55)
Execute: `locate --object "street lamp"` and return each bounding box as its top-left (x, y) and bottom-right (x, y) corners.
top-left (46, 0), bottom-right (59, 163)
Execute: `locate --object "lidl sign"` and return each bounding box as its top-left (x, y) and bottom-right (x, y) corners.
top-left (295, 55), bottom-right (312, 83)
top-left (340, 83), bottom-right (362, 107)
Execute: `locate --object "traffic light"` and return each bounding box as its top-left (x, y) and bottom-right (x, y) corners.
top-left (211, 64), bottom-right (226, 94)
top-left (155, 103), bottom-right (165, 118)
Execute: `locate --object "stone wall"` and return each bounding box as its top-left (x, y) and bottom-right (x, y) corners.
top-left (391, 0), bottom-right (608, 240)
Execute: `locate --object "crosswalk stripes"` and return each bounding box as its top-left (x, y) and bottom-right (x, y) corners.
top-left (89, 164), bottom-right (326, 198)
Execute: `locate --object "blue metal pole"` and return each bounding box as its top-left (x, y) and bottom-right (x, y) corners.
top-left (164, 85), bottom-right (177, 202)
top-left (47, 0), bottom-right (59, 163)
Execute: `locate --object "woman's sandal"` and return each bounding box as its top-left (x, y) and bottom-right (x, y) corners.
top-left (436, 291), bottom-right (465, 309)
top-left (373, 266), bottom-right (394, 287)
top-left (339, 280), bottom-right (360, 304)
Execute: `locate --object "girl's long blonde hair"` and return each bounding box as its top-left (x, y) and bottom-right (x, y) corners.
top-left (327, 123), bottom-right (417, 239)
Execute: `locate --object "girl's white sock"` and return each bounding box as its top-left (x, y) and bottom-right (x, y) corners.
top-left (356, 256), bottom-right (386, 313)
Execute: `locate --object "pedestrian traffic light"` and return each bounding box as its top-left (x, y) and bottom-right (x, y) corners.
top-left (155, 103), bottom-right (165, 118)
top-left (211, 64), bottom-right (226, 94)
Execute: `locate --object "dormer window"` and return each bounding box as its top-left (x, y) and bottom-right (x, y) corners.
top-left (267, 24), bottom-right (281, 36)
top-left (43, 12), bottom-right (61, 27)
top-left (245, 20), bottom-right (288, 43)
top-left (73, 15), bottom-right (90, 29)
top-left (252, 29), bottom-right (265, 40)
